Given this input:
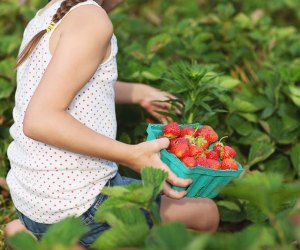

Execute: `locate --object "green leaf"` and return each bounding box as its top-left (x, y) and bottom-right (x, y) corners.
top-left (0, 79), bottom-right (14, 99)
top-left (101, 184), bottom-right (154, 205)
top-left (226, 114), bottom-right (253, 136)
top-left (147, 33), bottom-right (172, 53)
top-left (263, 155), bottom-right (293, 177)
top-left (221, 172), bottom-right (300, 216)
top-left (238, 113), bottom-right (258, 122)
top-left (217, 200), bottom-right (246, 223)
top-left (0, 57), bottom-right (16, 79)
top-left (247, 142), bottom-right (275, 168)
top-left (144, 223), bottom-right (193, 250)
top-left (210, 224), bottom-right (275, 250)
top-left (95, 197), bottom-right (139, 218)
top-left (234, 13), bottom-right (253, 29)
top-left (141, 167), bottom-right (168, 197)
top-left (41, 217), bottom-right (89, 247)
top-left (246, 203), bottom-right (268, 223)
top-left (7, 232), bottom-right (39, 250)
top-left (231, 98), bottom-right (261, 113)
top-left (274, 26), bottom-right (296, 39)
top-left (261, 115), bottom-right (299, 144)
top-left (101, 185), bottom-right (135, 197)
top-left (96, 207), bottom-right (147, 228)
top-left (290, 143), bottom-right (300, 176)
top-left (285, 85), bottom-right (300, 107)
top-left (185, 235), bottom-right (211, 250)
top-left (118, 133), bottom-right (131, 144)
top-left (218, 76), bottom-right (241, 89)
top-left (260, 105), bottom-right (276, 119)
top-left (237, 129), bottom-right (271, 145)
top-left (92, 224), bottom-right (149, 250)
top-left (149, 201), bottom-right (161, 225)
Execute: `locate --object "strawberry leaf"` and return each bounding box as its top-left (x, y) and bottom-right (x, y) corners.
top-left (247, 142), bottom-right (275, 168)
top-left (92, 223), bottom-right (149, 250)
top-left (290, 143), bottom-right (300, 176)
top-left (40, 217), bottom-right (89, 247)
top-left (7, 232), bottom-right (39, 250)
top-left (141, 167), bottom-right (168, 197)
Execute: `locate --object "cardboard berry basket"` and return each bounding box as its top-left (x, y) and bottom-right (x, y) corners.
top-left (146, 123), bottom-right (243, 198)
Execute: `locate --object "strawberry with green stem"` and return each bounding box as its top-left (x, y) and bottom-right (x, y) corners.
top-left (195, 136), bottom-right (209, 150)
top-left (196, 125), bottom-right (218, 144)
top-left (213, 143), bottom-right (223, 157)
top-left (213, 136), bottom-right (236, 159)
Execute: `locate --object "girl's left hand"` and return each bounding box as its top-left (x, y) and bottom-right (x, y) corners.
top-left (137, 84), bottom-right (182, 124)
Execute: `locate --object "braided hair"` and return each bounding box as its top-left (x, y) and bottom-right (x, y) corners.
top-left (15, 0), bottom-right (95, 68)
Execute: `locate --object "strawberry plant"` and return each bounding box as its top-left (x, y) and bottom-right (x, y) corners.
top-left (6, 168), bottom-right (300, 250)
top-left (1, 0), bottom-right (300, 249)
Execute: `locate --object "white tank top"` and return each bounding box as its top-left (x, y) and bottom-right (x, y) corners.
top-left (6, 0), bottom-right (118, 223)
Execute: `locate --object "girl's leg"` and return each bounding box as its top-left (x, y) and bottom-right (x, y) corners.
top-left (160, 196), bottom-right (219, 232)
top-left (4, 220), bottom-right (29, 250)
top-left (4, 220), bottom-right (27, 238)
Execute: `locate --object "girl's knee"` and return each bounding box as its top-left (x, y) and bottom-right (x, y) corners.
top-left (196, 198), bottom-right (219, 232)
top-left (204, 199), bottom-right (219, 232)
top-left (4, 220), bottom-right (26, 238)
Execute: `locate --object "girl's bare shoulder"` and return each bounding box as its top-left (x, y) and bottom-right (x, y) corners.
top-left (56, 4), bottom-right (113, 40)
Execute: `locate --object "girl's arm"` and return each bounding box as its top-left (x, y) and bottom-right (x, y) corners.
top-left (115, 81), bottom-right (181, 124)
top-left (101, 0), bottom-right (124, 13)
top-left (23, 5), bottom-right (191, 198)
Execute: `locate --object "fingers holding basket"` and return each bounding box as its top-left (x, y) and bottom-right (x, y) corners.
top-left (162, 182), bottom-right (187, 199)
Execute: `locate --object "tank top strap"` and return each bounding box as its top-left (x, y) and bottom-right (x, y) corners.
top-left (48, 0), bottom-right (102, 34)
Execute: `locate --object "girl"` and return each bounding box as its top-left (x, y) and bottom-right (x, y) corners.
top-left (4, 0), bottom-right (219, 248)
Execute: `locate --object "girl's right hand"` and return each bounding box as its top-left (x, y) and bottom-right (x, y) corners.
top-left (129, 138), bottom-right (192, 199)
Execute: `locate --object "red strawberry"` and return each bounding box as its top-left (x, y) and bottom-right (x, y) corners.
top-left (146, 118), bottom-right (154, 123)
top-left (221, 146), bottom-right (236, 160)
top-left (206, 150), bottom-right (219, 161)
top-left (196, 126), bottom-right (218, 144)
top-left (189, 144), bottom-right (204, 157)
top-left (169, 137), bottom-right (189, 148)
top-left (180, 126), bottom-right (195, 137)
top-left (181, 157), bottom-right (197, 168)
top-left (221, 158), bottom-right (238, 170)
top-left (170, 143), bottom-right (190, 158)
top-left (213, 136), bottom-right (232, 157)
top-left (213, 143), bottom-right (223, 157)
top-left (195, 136), bottom-right (209, 149)
top-left (162, 122), bottom-right (180, 138)
top-left (196, 157), bottom-right (209, 167)
top-left (206, 159), bottom-right (221, 170)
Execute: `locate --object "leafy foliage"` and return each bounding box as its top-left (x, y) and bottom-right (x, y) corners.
top-left (1, 0), bottom-right (300, 249)
top-left (8, 168), bottom-right (300, 249)
top-left (161, 62), bottom-right (229, 123)
top-left (7, 217), bottom-right (89, 250)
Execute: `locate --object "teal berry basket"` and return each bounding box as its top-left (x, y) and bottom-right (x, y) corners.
top-left (146, 123), bottom-right (243, 198)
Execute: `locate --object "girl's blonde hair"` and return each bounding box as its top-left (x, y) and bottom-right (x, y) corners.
top-left (15, 0), bottom-right (89, 69)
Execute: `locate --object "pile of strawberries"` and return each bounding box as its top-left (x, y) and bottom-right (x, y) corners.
top-left (158, 122), bottom-right (238, 170)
